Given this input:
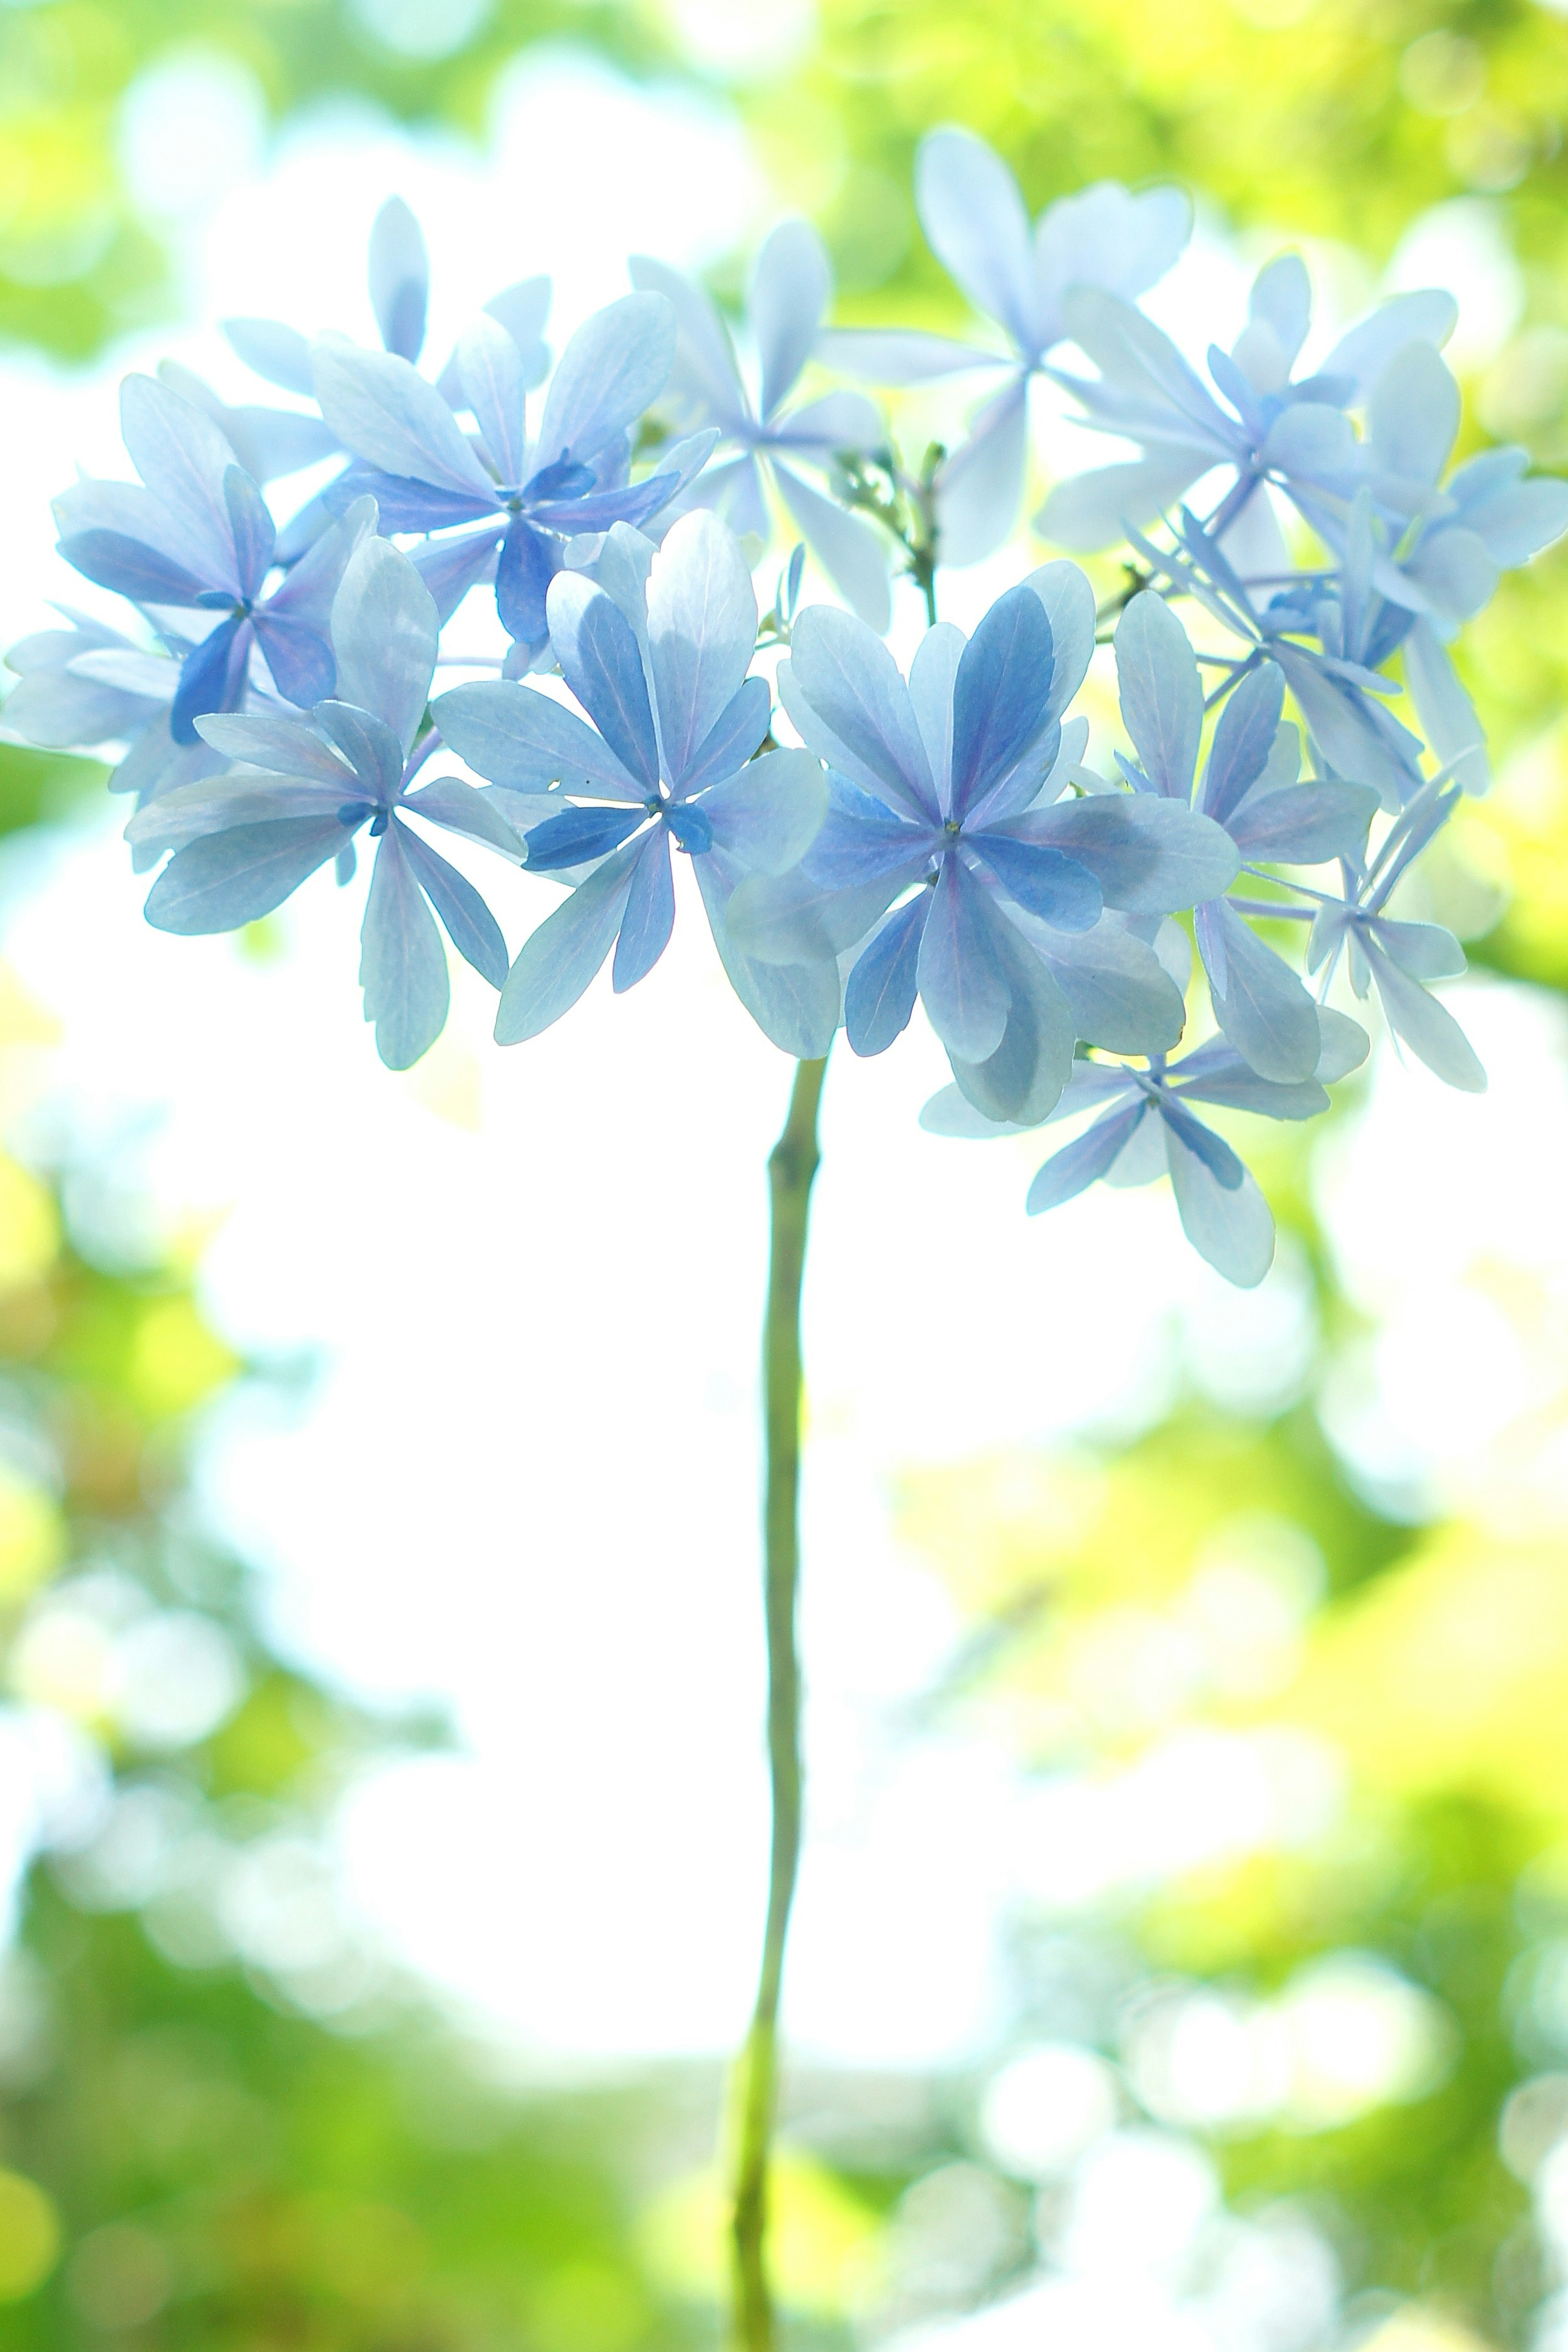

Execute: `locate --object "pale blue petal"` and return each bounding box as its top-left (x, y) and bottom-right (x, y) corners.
top-left (771, 391), bottom-right (889, 456)
top-left (1461, 472), bottom-right (1568, 568)
top-left (359, 824), bottom-right (448, 1066)
top-left (1402, 619), bottom-right (1488, 794)
top-left (1022, 560), bottom-right (1097, 720)
top-left (628, 256), bottom-right (749, 427)
top-left (1030, 921), bottom-right (1185, 1055)
top-left (1363, 938), bottom-right (1485, 1091)
top-left (950, 583), bottom-right (1055, 820)
top-left (434, 677), bottom-right (643, 799)
top-left (494, 843), bottom-right (639, 1042)
top-left (1321, 290), bottom-right (1457, 399)
top-left (1261, 401), bottom-right (1358, 482)
top-left (646, 508), bottom-right (757, 784)
top-left (612, 828), bottom-right (675, 990)
top-left (1207, 899), bottom-right (1320, 1081)
top-left (693, 846), bottom-right (842, 1058)
top-left (144, 816), bottom-right (348, 933)
top-left (1165, 1125), bottom-right (1275, 1287)
top-left (908, 623), bottom-right (963, 805)
top-left (368, 196), bottom-right (429, 362)
top-left (119, 373), bottom-right (241, 590)
top-left (1200, 661), bottom-right (1284, 823)
top-left (330, 538), bottom-right (439, 755)
top-left (546, 574), bottom-right (660, 789)
top-left (411, 528), bottom-right (503, 625)
top-left (224, 316), bottom-right (316, 396)
top-left (1316, 1004), bottom-right (1370, 1079)
top-left (771, 463), bottom-right (892, 633)
top-left (535, 293), bottom-right (675, 467)
top-left (726, 865), bottom-right (911, 965)
top-left (401, 776), bottom-right (524, 860)
top-left (1114, 591), bottom-right (1202, 799)
top-left (782, 608), bottom-right (937, 820)
top-left (935, 375), bottom-right (1029, 567)
top-left (751, 218), bottom-right (831, 421)
top-left (971, 835), bottom-right (1099, 929)
top-left (457, 312), bottom-right (526, 487)
top-left (815, 328), bottom-right (1003, 385)
top-left (127, 776), bottom-right (358, 856)
top-left (1401, 524), bottom-right (1497, 624)
top-left (312, 341), bottom-right (496, 500)
top-left (194, 710), bottom-right (351, 783)
top-left (677, 675), bottom-right (772, 797)
top-left (1227, 779), bottom-right (1378, 863)
top-left (1038, 452), bottom-right (1232, 555)
top-left (844, 895), bottom-right (927, 1054)
top-left (1027, 1100), bottom-right (1147, 1212)
top-left (1367, 340), bottom-right (1459, 488)
top-left (917, 853), bottom-right (1010, 1062)
top-left (1060, 287), bottom-right (1240, 448)
top-left (396, 820), bottom-right (508, 988)
top-left (916, 126), bottom-right (1040, 352)
top-left (1035, 181), bottom-right (1193, 332)
top-left (701, 746), bottom-right (826, 874)
top-left (1031, 793), bottom-right (1240, 910)
top-left (1368, 915), bottom-right (1466, 980)
top-left (947, 919), bottom-right (1075, 1125)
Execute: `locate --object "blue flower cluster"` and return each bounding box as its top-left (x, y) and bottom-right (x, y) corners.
top-left (5, 145), bottom-right (1563, 1286)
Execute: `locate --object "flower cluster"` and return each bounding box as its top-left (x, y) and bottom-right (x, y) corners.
top-left (5, 138), bottom-right (1564, 1286)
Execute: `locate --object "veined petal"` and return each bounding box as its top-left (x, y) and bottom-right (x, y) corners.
top-left (1164, 1121), bottom-right (1276, 1287)
top-left (677, 675), bottom-right (772, 798)
top-left (1200, 661), bottom-right (1284, 824)
top-left (783, 608), bottom-right (937, 820)
top-left (330, 537), bottom-right (439, 755)
top-left (360, 822), bottom-right (450, 1068)
top-left (434, 679), bottom-right (643, 799)
top-left (751, 218), bottom-right (830, 421)
top-left (457, 311), bottom-right (527, 488)
top-left (646, 508), bottom-right (757, 784)
top-left (1207, 898), bottom-right (1321, 1082)
top-left (546, 573), bottom-right (660, 790)
top-left (971, 834), bottom-right (1100, 930)
top-left (935, 375), bottom-right (1030, 568)
top-left (917, 854), bottom-right (1010, 1062)
top-left (144, 815), bottom-right (349, 933)
top-left (313, 340), bottom-right (497, 501)
top-left (700, 747), bottom-right (826, 875)
top-left (535, 293), bottom-right (675, 468)
top-left (693, 844), bottom-right (842, 1058)
top-left (1031, 793), bottom-right (1239, 911)
top-left (1026, 1100), bottom-right (1147, 1212)
top-left (494, 842), bottom-right (639, 1043)
top-left (119, 373), bottom-right (242, 591)
top-left (1115, 590), bottom-right (1201, 800)
top-left (844, 895), bottom-right (928, 1055)
top-left (917, 126), bottom-right (1040, 352)
top-left (771, 464), bottom-right (893, 635)
top-left (950, 582), bottom-right (1055, 821)
top-left (612, 826), bottom-right (676, 989)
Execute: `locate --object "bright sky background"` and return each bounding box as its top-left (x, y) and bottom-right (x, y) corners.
top-left (0, 44), bottom-right (1555, 2080)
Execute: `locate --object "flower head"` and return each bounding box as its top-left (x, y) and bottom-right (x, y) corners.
top-left (434, 511), bottom-right (833, 1056)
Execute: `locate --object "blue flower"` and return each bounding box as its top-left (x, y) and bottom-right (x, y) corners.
top-left (729, 571), bottom-right (1238, 1123)
top-left (432, 511), bottom-right (834, 1056)
top-left (1111, 590), bottom-right (1376, 1080)
top-left (1040, 254), bottom-right (1458, 561)
top-left (52, 374), bottom-right (356, 745)
top-left (632, 220), bottom-right (892, 627)
top-left (1303, 782), bottom-right (1485, 1093)
top-left (822, 127), bottom-right (1192, 565)
top-left (313, 294), bottom-right (714, 658)
top-left (218, 196), bottom-right (553, 557)
top-left (126, 539), bottom-right (530, 1069)
top-left (922, 1008), bottom-right (1369, 1287)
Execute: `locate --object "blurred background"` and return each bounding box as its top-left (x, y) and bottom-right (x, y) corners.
top-left (2, 0), bottom-right (1568, 2345)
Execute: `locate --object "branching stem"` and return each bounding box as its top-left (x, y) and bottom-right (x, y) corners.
top-left (729, 1051), bottom-right (829, 2352)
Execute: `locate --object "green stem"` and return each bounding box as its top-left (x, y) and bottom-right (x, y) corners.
top-left (730, 1052), bottom-right (829, 2352)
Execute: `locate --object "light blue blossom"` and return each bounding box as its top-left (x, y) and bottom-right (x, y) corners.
top-left (823, 127), bottom-right (1191, 564)
top-left (217, 196), bottom-right (553, 554)
top-left (313, 294), bottom-right (713, 657)
top-left (729, 569), bottom-right (1237, 1123)
top-left (1040, 253), bottom-right (1457, 561)
top-left (51, 374), bottom-right (363, 748)
top-left (126, 538), bottom-right (528, 1069)
top-left (432, 512), bottom-right (835, 1056)
top-left (922, 1008), bottom-right (1369, 1287)
top-left (1303, 781), bottom-right (1484, 1092)
top-left (631, 221), bottom-right (892, 628)
top-left (1112, 590), bottom-right (1376, 1080)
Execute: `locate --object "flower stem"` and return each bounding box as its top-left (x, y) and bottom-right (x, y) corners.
top-left (730, 1051), bottom-right (829, 2352)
